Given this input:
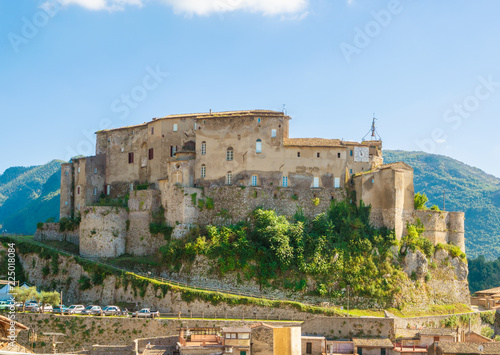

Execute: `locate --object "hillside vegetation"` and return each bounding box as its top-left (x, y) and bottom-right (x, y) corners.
top-left (384, 150), bottom-right (500, 260)
top-left (0, 160), bottom-right (62, 235)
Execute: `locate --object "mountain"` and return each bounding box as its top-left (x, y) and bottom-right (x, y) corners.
top-left (384, 150), bottom-right (500, 260)
top-left (0, 160), bottom-right (63, 235)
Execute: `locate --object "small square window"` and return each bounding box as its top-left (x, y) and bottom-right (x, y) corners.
top-left (297, 152), bottom-right (300, 157)
top-left (337, 153), bottom-right (341, 158)
top-left (173, 123), bottom-right (178, 132)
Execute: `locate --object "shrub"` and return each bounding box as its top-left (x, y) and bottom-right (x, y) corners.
top-left (481, 326), bottom-right (494, 339)
top-left (481, 311), bottom-right (495, 325)
top-left (414, 192), bottom-right (428, 210)
top-left (36, 222), bottom-right (44, 230)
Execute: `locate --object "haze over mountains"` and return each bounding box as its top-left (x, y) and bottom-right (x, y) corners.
top-left (0, 151), bottom-right (499, 259)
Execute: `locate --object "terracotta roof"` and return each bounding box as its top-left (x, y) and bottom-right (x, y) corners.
top-left (418, 328), bottom-right (457, 337)
top-left (377, 162), bottom-right (414, 171)
top-left (222, 327), bottom-right (251, 333)
top-left (435, 341), bottom-right (500, 354)
top-left (474, 287), bottom-right (500, 295)
top-left (353, 338), bottom-right (393, 348)
top-left (0, 314), bottom-right (28, 331)
top-left (250, 322), bottom-right (276, 329)
top-left (283, 138), bottom-right (344, 148)
top-left (97, 110), bottom-right (287, 133)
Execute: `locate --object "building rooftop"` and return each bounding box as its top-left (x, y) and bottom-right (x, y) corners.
top-left (434, 341), bottom-right (500, 354)
top-left (474, 287), bottom-right (500, 295)
top-left (418, 328), bottom-right (457, 337)
top-left (96, 109), bottom-right (288, 133)
top-left (283, 138), bottom-right (380, 148)
top-left (221, 327), bottom-right (251, 333)
top-left (352, 338), bottom-right (394, 348)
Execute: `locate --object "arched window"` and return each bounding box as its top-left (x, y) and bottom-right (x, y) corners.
top-left (226, 147), bottom-right (234, 161)
top-left (201, 164), bottom-right (206, 178)
top-left (226, 172), bottom-right (232, 185)
top-left (201, 141), bottom-right (206, 155)
top-left (256, 139), bottom-right (262, 154)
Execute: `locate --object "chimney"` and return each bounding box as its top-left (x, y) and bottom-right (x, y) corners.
top-left (209, 109), bottom-right (212, 114)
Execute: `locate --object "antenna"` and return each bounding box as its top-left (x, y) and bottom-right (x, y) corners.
top-left (362, 113), bottom-right (382, 141)
top-left (282, 104), bottom-right (287, 115)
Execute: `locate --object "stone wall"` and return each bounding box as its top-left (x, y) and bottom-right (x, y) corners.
top-left (126, 190), bottom-right (165, 256)
top-left (301, 316), bottom-right (395, 339)
top-left (79, 206), bottom-right (128, 258)
top-left (410, 210), bottom-right (466, 252)
top-left (34, 222), bottom-right (79, 245)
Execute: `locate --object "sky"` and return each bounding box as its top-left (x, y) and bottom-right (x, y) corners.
top-left (1, 0), bottom-right (500, 178)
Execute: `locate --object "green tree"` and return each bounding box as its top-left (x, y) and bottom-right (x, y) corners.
top-left (11, 286), bottom-right (38, 312)
top-left (34, 291), bottom-right (60, 313)
top-left (414, 192), bottom-right (428, 210)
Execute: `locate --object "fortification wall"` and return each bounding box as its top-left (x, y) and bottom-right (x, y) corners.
top-left (195, 185), bottom-right (345, 227)
top-left (34, 222), bottom-right (79, 245)
top-left (126, 189), bottom-right (166, 256)
top-left (409, 210), bottom-right (466, 252)
top-left (79, 206), bottom-right (128, 258)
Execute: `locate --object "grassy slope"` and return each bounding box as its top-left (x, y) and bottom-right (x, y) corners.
top-left (383, 150), bottom-right (500, 260)
top-left (0, 160), bottom-right (63, 234)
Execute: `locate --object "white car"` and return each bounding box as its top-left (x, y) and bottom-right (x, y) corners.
top-left (67, 304), bottom-right (85, 314)
top-left (133, 308), bottom-right (160, 318)
top-left (33, 304), bottom-right (53, 313)
top-left (81, 305), bottom-right (102, 316)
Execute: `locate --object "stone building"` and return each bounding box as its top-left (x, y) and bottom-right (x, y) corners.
top-left (56, 110), bottom-right (465, 258)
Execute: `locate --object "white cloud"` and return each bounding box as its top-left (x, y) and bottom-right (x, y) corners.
top-left (49, 0), bottom-right (143, 11)
top-left (48, 0), bottom-right (308, 15)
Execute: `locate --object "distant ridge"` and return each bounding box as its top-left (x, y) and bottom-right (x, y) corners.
top-left (384, 150), bottom-right (500, 259)
top-left (0, 160), bottom-right (64, 235)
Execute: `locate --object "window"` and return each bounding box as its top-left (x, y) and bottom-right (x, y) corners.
top-left (241, 351), bottom-right (247, 355)
top-left (358, 348), bottom-right (363, 355)
top-left (239, 333), bottom-right (250, 340)
top-left (257, 117), bottom-right (261, 123)
top-left (282, 176), bottom-right (288, 187)
top-left (251, 175), bottom-right (258, 186)
top-left (381, 349), bottom-right (386, 355)
top-left (170, 146), bottom-right (177, 157)
top-left (297, 152), bottom-right (300, 157)
top-left (201, 164), bottom-right (206, 178)
top-left (149, 148), bottom-right (154, 160)
top-left (78, 167), bottom-right (80, 173)
top-left (271, 129), bottom-right (276, 138)
top-left (350, 169), bottom-right (353, 174)
top-left (434, 337), bottom-right (439, 342)
top-left (350, 150), bottom-right (353, 156)
top-left (226, 172), bottom-right (232, 185)
top-left (226, 147), bottom-right (234, 161)
top-left (317, 152), bottom-right (320, 158)
top-left (77, 186), bottom-right (80, 195)
top-left (65, 201), bottom-right (68, 205)
top-left (128, 152), bottom-right (134, 164)
top-left (306, 342), bottom-right (312, 354)
top-left (313, 177), bottom-right (319, 188)
top-left (194, 122), bottom-right (197, 130)
top-left (65, 171), bottom-right (68, 176)
top-left (130, 183), bottom-right (134, 191)
top-left (201, 141), bottom-right (206, 155)
top-left (337, 152), bottom-right (341, 158)
top-left (334, 178), bottom-right (340, 188)
top-left (106, 185), bottom-right (111, 195)
top-left (256, 139), bottom-right (262, 154)
top-left (94, 168), bottom-right (97, 174)
top-left (173, 123), bottom-right (178, 132)
top-left (93, 187), bottom-right (97, 196)
top-left (151, 127), bottom-right (154, 135)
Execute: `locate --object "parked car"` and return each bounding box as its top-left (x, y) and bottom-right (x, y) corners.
top-left (67, 305), bottom-right (85, 314)
top-left (24, 302), bottom-right (38, 311)
top-left (102, 306), bottom-right (121, 316)
top-left (52, 305), bottom-right (69, 314)
top-left (81, 305), bottom-right (102, 316)
top-left (33, 304), bottom-right (53, 313)
top-left (0, 301), bottom-right (15, 311)
top-left (132, 308), bottom-right (160, 318)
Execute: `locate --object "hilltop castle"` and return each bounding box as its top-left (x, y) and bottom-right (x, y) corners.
top-left (52, 110), bottom-right (464, 258)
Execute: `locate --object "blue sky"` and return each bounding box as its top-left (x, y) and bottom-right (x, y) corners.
top-left (1, 0), bottom-right (500, 178)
